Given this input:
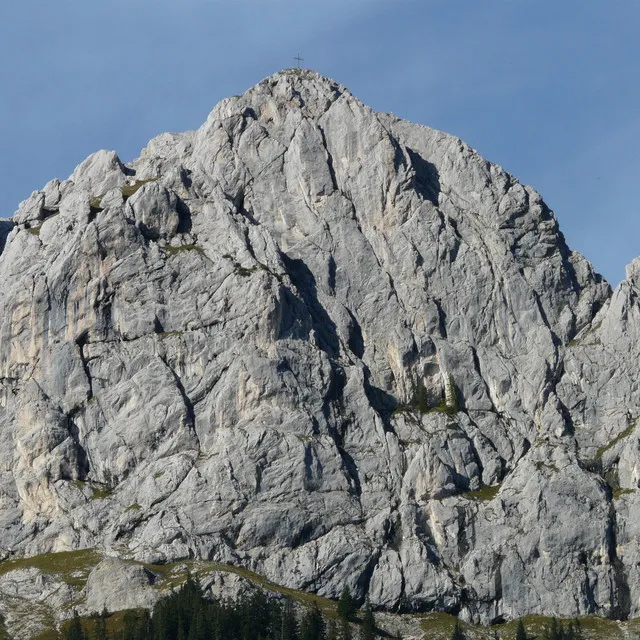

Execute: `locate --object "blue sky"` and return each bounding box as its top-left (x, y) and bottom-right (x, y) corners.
top-left (1, 0), bottom-right (638, 284)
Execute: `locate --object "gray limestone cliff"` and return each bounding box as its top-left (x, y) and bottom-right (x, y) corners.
top-left (0, 69), bottom-right (635, 624)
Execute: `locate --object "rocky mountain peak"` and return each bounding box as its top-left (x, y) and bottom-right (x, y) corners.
top-left (0, 71), bottom-right (638, 630)
top-left (197, 69), bottom-right (352, 155)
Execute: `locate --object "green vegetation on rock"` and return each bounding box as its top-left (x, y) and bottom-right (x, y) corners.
top-left (337, 587), bottom-right (356, 621)
top-left (0, 550), bottom-right (638, 640)
top-left (163, 244), bottom-right (203, 255)
top-left (89, 195), bottom-right (104, 212)
top-left (596, 418), bottom-right (638, 459)
top-left (0, 549), bottom-right (100, 587)
top-left (463, 484), bottom-right (502, 502)
top-left (613, 488), bottom-right (635, 500)
top-left (58, 573), bottom-right (349, 640)
top-left (121, 178), bottom-right (158, 199)
top-left (393, 380), bottom-right (459, 418)
top-left (234, 264), bottom-right (258, 277)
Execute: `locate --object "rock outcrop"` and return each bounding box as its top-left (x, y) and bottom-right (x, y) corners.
top-left (0, 69), bottom-right (637, 623)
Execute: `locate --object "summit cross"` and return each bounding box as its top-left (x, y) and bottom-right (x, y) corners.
top-left (294, 54), bottom-right (304, 68)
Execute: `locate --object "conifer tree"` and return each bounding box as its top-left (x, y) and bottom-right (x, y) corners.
top-left (188, 609), bottom-right (206, 640)
top-left (140, 611), bottom-right (152, 640)
top-left (573, 619), bottom-right (584, 640)
top-left (337, 588), bottom-right (356, 621)
top-left (300, 603), bottom-right (325, 640)
top-left (66, 612), bottom-right (85, 640)
top-left (542, 617), bottom-right (568, 640)
top-left (211, 608), bottom-right (223, 640)
top-left (94, 611), bottom-right (108, 640)
top-left (132, 618), bottom-right (143, 640)
top-left (450, 620), bottom-right (465, 640)
top-left (515, 619), bottom-right (527, 640)
top-left (176, 617), bottom-right (187, 640)
top-left (340, 617), bottom-right (352, 640)
top-left (281, 598), bottom-right (299, 640)
top-left (360, 597), bottom-right (375, 640)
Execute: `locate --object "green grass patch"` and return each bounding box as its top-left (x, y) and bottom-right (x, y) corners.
top-left (126, 503), bottom-right (142, 512)
top-left (0, 549), bottom-right (101, 587)
top-left (135, 559), bottom-right (339, 618)
top-left (91, 485), bottom-right (112, 500)
top-left (89, 195), bottom-right (104, 212)
top-left (163, 244), bottom-right (203, 256)
top-left (234, 265), bottom-right (258, 277)
top-left (392, 404), bottom-right (413, 417)
top-left (463, 484), bottom-right (501, 502)
top-left (156, 330), bottom-right (183, 339)
top-left (596, 418), bottom-right (638, 459)
top-left (25, 226), bottom-right (41, 236)
top-left (498, 614), bottom-right (620, 640)
top-left (121, 178), bottom-right (158, 199)
top-left (73, 480), bottom-right (113, 500)
top-left (493, 614), bottom-right (635, 640)
top-left (31, 628), bottom-right (59, 640)
top-left (393, 380), bottom-right (459, 418)
top-left (418, 613), bottom-right (469, 640)
top-left (394, 400), bottom-right (457, 417)
top-left (418, 613), bottom-right (629, 640)
top-left (208, 562), bottom-right (339, 618)
top-left (425, 400), bottom-right (458, 417)
top-left (567, 321), bottom-right (603, 348)
top-left (613, 488), bottom-right (635, 499)
top-left (88, 177), bottom-right (159, 212)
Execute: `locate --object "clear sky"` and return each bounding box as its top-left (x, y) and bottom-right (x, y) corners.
top-left (1, 0), bottom-right (638, 284)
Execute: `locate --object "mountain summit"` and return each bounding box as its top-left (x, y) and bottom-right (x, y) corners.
top-left (0, 69), bottom-right (638, 624)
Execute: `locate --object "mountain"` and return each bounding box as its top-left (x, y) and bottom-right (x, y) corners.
top-left (0, 69), bottom-right (638, 626)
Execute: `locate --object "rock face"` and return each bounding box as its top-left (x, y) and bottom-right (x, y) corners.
top-left (0, 69), bottom-right (637, 623)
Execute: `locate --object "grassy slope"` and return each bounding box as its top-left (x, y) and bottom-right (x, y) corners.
top-left (0, 551), bottom-right (637, 640)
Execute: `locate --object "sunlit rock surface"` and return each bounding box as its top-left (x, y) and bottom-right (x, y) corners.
top-left (1, 69), bottom-right (637, 623)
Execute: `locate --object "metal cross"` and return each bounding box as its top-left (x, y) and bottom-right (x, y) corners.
top-left (294, 54), bottom-right (304, 68)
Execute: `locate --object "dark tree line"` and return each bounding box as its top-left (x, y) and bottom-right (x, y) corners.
top-left (449, 617), bottom-right (586, 640)
top-left (540, 618), bottom-right (584, 640)
top-left (64, 578), bottom-right (376, 640)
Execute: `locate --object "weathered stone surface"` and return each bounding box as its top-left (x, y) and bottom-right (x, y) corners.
top-left (82, 557), bottom-right (158, 613)
top-left (0, 568), bottom-right (78, 640)
top-left (0, 69), bottom-right (637, 623)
